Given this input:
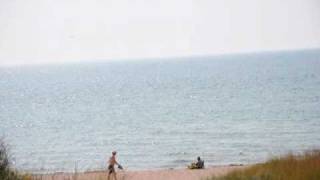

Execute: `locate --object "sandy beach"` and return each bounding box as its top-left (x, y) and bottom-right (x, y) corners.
top-left (32, 165), bottom-right (248, 180)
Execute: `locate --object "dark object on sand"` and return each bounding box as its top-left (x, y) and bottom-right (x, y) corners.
top-left (188, 157), bottom-right (204, 169)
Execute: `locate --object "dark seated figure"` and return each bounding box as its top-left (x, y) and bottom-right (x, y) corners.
top-left (196, 157), bottom-right (204, 168)
top-left (188, 156), bottom-right (204, 169)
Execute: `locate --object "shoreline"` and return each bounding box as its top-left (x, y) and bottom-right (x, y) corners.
top-left (32, 164), bottom-right (249, 180)
top-left (21, 163), bottom-right (247, 174)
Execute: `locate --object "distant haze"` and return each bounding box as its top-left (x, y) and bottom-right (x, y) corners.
top-left (0, 0), bottom-right (320, 66)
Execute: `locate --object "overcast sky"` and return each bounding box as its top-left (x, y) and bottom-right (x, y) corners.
top-left (0, 0), bottom-right (319, 66)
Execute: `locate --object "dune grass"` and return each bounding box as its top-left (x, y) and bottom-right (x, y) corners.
top-left (0, 139), bottom-right (32, 180)
top-left (0, 138), bottom-right (19, 180)
top-left (208, 150), bottom-right (320, 180)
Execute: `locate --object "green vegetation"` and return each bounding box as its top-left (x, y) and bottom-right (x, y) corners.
top-left (0, 139), bottom-right (30, 180)
top-left (208, 150), bottom-right (320, 180)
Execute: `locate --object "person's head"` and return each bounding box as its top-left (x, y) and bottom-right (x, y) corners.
top-left (197, 156), bottom-right (201, 161)
top-left (112, 151), bottom-right (117, 156)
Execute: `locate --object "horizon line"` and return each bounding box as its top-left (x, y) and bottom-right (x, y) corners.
top-left (1, 47), bottom-right (319, 68)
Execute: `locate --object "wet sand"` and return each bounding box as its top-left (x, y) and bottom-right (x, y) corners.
top-left (32, 165), bottom-right (248, 180)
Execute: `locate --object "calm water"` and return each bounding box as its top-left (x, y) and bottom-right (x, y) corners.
top-left (1, 50), bottom-right (320, 173)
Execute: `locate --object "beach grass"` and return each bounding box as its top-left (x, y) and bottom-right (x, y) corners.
top-left (0, 138), bottom-right (20, 180)
top-left (208, 150), bottom-right (320, 180)
top-left (0, 139), bottom-right (32, 180)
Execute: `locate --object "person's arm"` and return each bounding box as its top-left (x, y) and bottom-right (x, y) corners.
top-left (115, 159), bottom-right (124, 169)
top-left (196, 161), bottom-right (201, 168)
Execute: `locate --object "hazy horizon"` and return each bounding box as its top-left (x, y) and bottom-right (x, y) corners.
top-left (0, 48), bottom-right (318, 68)
top-left (1, 0), bottom-right (320, 66)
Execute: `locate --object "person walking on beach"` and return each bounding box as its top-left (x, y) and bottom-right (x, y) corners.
top-left (107, 151), bottom-right (122, 180)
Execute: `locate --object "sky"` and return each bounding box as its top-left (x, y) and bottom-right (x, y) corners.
top-left (0, 0), bottom-right (319, 66)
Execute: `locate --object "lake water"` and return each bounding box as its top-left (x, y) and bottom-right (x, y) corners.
top-left (1, 50), bottom-right (320, 173)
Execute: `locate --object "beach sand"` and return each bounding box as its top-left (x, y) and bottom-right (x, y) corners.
top-left (32, 165), bottom-right (248, 180)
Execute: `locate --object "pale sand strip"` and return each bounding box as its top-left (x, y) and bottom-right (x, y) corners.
top-left (32, 165), bottom-right (248, 180)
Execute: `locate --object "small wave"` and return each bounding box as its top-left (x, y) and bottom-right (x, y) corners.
top-left (172, 159), bottom-right (190, 164)
top-left (167, 152), bottom-right (188, 156)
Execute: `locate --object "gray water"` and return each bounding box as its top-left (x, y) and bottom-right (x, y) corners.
top-left (1, 50), bottom-right (320, 173)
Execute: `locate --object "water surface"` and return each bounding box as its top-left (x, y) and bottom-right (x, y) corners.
top-left (1, 50), bottom-right (320, 172)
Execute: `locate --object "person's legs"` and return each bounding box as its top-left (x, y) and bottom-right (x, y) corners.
top-left (107, 168), bottom-right (113, 180)
top-left (113, 172), bottom-right (117, 180)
